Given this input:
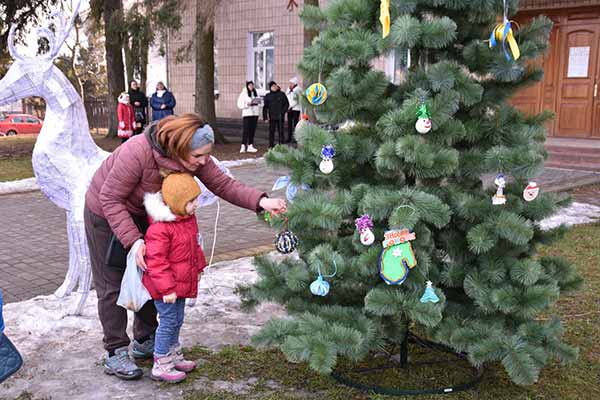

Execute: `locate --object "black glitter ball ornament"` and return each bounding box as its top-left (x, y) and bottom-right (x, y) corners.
top-left (275, 230), bottom-right (298, 254)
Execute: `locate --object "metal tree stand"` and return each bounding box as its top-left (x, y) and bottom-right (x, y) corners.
top-left (331, 332), bottom-right (484, 396)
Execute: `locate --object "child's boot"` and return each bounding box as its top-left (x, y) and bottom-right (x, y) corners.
top-left (171, 345), bottom-right (197, 372)
top-left (151, 354), bottom-right (186, 383)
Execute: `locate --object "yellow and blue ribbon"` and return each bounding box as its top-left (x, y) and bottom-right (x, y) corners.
top-left (489, 18), bottom-right (520, 61)
top-left (380, 0), bottom-right (390, 38)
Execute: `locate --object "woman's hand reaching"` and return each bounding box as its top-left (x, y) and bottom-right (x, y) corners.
top-left (259, 197), bottom-right (287, 215)
top-left (136, 242), bottom-right (147, 271)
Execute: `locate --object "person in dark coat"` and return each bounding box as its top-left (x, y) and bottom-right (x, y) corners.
top-left (262, 81), bottom-right (289, 148)
top-left (128, 80), bottom-right (148, 135)
top-left (150, 81), bottom-right (176, 121)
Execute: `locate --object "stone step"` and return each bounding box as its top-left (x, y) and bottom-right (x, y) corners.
top-left (547, 152), bottom-right (600, 164)
top-left (544, 161), bottom-right (600, 172)
top-left (546, 145), bottom-right (600, 156)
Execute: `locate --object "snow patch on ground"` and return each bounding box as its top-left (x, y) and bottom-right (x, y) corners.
top-left (1, 200), bottom-right (599, 398)
top-left (222, 157), bottom-right (264, 168)
top-left (0, 158), bottom-right (264, 196)
top-left (0, 177), bottom-right (38, 195)
top-left (540, 201), bottom-right (600, 230)
top-left (0, 255), bottom-right (284, 399)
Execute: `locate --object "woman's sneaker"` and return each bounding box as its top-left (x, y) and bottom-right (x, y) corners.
top-left (151, 354), bottom-right (186, 383)
top-left (247, 144), bottom-right (258, 153)
top-left (103, 346), bottom-right (143, 380)
top-left (171, 345), bottom-right (197, 372)
top-left (240, 145), bottom-right (246, 153)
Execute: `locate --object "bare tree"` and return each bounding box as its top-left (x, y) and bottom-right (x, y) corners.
top-left (194, 0), bottom-right (226, 143)
top-left (90, 0), bottom-right (126, 136)
top-left (60, 0), bottom-right (86, 101)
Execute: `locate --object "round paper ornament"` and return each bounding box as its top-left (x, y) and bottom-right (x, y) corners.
top-left (309, 261), bottom-right (337, 297)
top-left (415, 104), bottom-right (432, 134)
top-left (306, 83), bottom-right (328, 105)
top-left (275, 230), bottom-right (298, 254)
top-left (523, 181), bottom-right (539, 202)
top-left (310, 275), bottom-right (330, 296)
top-left (378, 229), bottom-right (417, 285)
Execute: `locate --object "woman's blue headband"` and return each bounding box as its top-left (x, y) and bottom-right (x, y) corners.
top-left (190, 124), bottom-right (215, 150)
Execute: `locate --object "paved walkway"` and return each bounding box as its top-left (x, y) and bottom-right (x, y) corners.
top-left (0, 163), bottom-right (285, 304)
top-left (0, 164), bottom-right (599, 304)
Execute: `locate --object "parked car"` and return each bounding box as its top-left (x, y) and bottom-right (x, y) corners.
top-left (0, 113), bottom-right (43, 136)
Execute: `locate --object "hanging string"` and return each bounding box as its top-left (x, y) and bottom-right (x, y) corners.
top-left (318, 259), bottom-right (338, 279)
top-left (199, 199), bottom-right (222, 298)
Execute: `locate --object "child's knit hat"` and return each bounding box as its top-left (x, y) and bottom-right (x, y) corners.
top-left (161, 171), bottom-right (201, 216)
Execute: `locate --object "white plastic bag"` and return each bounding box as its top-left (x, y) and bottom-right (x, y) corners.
top-left (117, 239), bottom-right (152, 312)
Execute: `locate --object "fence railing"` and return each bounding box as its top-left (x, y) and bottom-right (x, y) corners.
top-left (84, 97), bottom-right (152, 135)
top-left (85, 97), bottom-right (111, 134)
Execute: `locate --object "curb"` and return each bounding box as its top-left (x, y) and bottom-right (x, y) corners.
top-left (0, 158), bottom-right (265, 196)
top-left (210, 244), bottom-right (274, 264)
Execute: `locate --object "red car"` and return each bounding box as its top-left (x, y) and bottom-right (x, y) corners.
top-left (0, 113), bottom-right (43, 136)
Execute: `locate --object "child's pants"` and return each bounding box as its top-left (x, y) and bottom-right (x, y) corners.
top-left (154, 298), bottom-right (186, 356)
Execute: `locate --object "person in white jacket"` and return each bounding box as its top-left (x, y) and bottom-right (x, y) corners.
top-left (237, 81), bottom-right (260, 153)
top-left (286, 77), bottom-right (302, 144)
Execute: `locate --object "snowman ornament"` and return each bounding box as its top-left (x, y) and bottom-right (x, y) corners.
top-left (523, 182), bottom-right (540, 202)
top-left (320, 144), bottom-right (336, 174)
top-left (492, 173), bottom-right (507, 205)
top-left (415, 104), bottom-right (432, 134)
top-left (355, 214), bottom-right (375, 246)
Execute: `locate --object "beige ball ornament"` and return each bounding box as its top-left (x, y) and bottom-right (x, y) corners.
top-left (415, 103), bottom-right (432, 134)
top-left (360, 228), bottom-right (375, 246)
top-left (415, 117), bottom-right (432, 134)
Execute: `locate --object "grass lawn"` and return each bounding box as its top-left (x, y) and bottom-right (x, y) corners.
top-left (0, 157), bottom-right (33, 182)
top-left (161, 223), bottom-right (599, 400)
top-left (6, 226), bottom-right (599, 400)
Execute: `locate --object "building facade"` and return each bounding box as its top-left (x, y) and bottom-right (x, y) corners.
top-left (167, 0), bottom-right (600, 139)
top-left (512, 0), bottom-right (600, 139)
top-left (166, 0), bottom-right (312, 119)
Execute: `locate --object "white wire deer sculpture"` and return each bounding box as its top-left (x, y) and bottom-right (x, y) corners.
top-left (0, 1), bottom-right (109, 314)
top-left (0, 2), bottom-right (229, 315)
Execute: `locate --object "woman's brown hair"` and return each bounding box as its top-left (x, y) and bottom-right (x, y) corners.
top-left (156, 113), bottom-right (206, 160)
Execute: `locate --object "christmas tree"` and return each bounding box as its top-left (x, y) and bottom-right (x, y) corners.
top-left (238, 0), bottom-right (583, 386)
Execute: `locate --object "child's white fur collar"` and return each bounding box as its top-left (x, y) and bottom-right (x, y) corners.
top-left (144, 192), bottom-right (177, 222)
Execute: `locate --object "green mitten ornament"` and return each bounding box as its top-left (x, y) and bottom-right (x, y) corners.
top-left (378, 229), bottom-right (417, 285)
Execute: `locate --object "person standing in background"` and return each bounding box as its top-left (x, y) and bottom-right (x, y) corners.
top-left (117, 92), bottom-right (136, 143)
top-left (236, 81), bottom-right (260, 153)
top-left (128, 80), bottom-right (148, 136)
top-left (150, 82), bottom-right (176, 121)
top-left (286, 77), bottom-right (302, 144)
top-left (262, 81), bottom-right (289, 148)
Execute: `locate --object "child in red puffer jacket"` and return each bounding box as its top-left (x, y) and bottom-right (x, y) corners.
top-left (143, 171), bottom-right (207, 384)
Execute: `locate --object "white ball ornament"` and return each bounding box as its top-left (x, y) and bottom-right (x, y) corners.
top-left (415, 117), bottom-right (432, 134)
top-left (360, 228), bottom-right (375, 246)
top-left (319, 158), bottom-right (334, 174)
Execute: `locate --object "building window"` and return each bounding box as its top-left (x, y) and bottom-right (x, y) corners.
top-left (249, 32), bottom-right (274, 91)
top-left (385, 48), bottom-right (411, 85)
